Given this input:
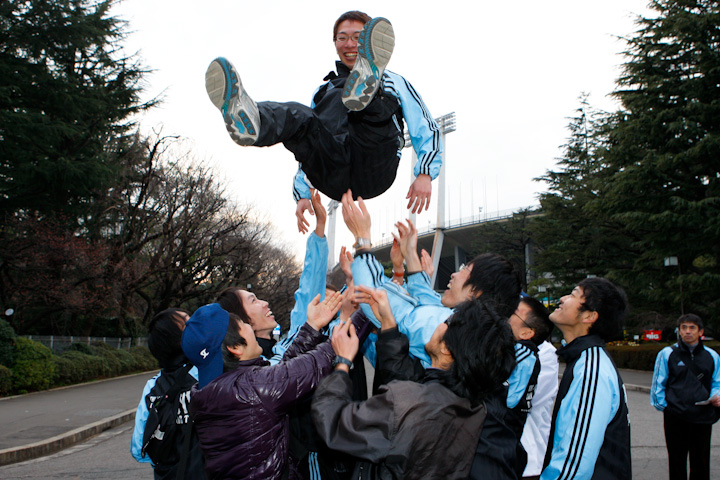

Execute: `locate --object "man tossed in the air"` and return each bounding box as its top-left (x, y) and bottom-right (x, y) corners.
top-left (205, 11), bottom-right (442, 232)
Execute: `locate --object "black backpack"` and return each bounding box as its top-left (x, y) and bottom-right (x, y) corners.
top-left (141, 364), bottom-right (197, 473)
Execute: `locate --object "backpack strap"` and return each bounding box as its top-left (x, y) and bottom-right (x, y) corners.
top-left (671, 345), bottom-right (706, 382)
top-left (173, 363), bottom-right (195, 480)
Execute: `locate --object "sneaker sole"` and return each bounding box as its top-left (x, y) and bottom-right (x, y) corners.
top-left (342, 18), bottom-right (394, 111)
top-left (205, 58), bottom-right (259, 146)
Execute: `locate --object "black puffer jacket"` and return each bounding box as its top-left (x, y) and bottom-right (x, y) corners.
top-left (191, 323), bottom-right (334, 480)
top-left (311, 368), bottom-right (486, 480)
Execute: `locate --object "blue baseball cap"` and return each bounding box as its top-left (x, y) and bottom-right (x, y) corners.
top-left (182, 303), bottom-right (229, 388)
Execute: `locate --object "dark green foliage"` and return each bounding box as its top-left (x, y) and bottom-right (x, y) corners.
top-left (596, 0), bottom-right (720, 326)
top-left (0, 365), bottom-right (12, 396)
top-left (11, 337), bottom-right (54, 392)
top-left (51, 354), bottom-right (81, 386)
top-left (90, 343), bottom-right (122, 377)
top-left (472, 209), bottom-right (540, 291)
top-left (534, 1), bottom-right (720, 331)
top-left (0, 0), bottom-right (152, 216)
top-left (0, 319), bottom-right (16, 367)
top-left (602, 342), bottom-right (720, 371)
top-left (59, 350), bottom-right (107, 381)
top-left (129, 345), bottom-right (158, 371)
top-left (605, 344), bottom-right (664, 371)
top-left (66, 342), bottom-right (93, 355)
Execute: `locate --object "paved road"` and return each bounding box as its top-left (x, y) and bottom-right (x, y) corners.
top-left (1, 368), bottom-right (719, 479)
top-left (0, 371), bottom-right (158, 451)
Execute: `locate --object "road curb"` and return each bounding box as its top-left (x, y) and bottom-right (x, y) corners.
top-left (0, 408), bottom-right (136, 467)
top-left (625, 383), bottom-right (650, 394)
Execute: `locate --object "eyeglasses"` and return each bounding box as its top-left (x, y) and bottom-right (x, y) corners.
top-left (512, 312), bottom-right (534, 330)
top-left (335, 33), bottom-right (361, 43)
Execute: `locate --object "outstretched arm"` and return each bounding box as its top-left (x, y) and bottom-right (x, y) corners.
top-left (393, 219), bottom-right (421, 272)
top-left (311, 189), bottom-right (327, 238)
top-left (294, 169), bottom-right (314, 234)
top-left (390, 239), bottom-right (405, 286)
top-left (406, 174), bottom-right (432, 214)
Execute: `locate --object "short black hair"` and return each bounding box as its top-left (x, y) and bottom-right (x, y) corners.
top-left (677, 313), bottom-right (703, 330)
top-left (578, 277), bottom-right (628, 342)
top-left (520, 296), bottom-right (553, 346)
top-left (216, 287), bottom-right (252, 324)
top-left (464, 253), bottom-right (522, 318)
top-left (440, 299), bottom-right (516, 406)
top-left (147, 308), bottom-right (191, 370)
top-left (333, 10), bottom-right (371, 40)
top-left (221, 313), bottom-right (248, 372)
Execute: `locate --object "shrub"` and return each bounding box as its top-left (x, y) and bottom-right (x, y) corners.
top-left (90, 343), bottom-right (122, 377)
top-left (60, 351), bottom-right (105, 382)
top-left (66, 342), bottom-right (93, 355)
top-left (130, 346), bottom-right (158, 371)
top-left (52, 354), bottom-right (80, 386)
top-left (12, 337), bottom-right (55, 393)
top-left (0, 319), bottom-right (16, 367)
top-left (112, 348), bottom-right (136, 374)
top-left (0, 364), bottom-right (12, 396)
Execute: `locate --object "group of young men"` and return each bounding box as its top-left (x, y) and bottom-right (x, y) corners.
top-left (129, 8), bottom-right (719, 480)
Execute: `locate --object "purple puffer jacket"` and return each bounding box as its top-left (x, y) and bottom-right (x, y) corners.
top-left (190, 323), bottom-right (334, 480)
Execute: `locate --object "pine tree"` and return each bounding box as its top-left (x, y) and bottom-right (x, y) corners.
top-left (0, 0), bottom-right (152, 216)
top-left (598, 0), bottom-right (720, 325)
top-left (533, 96), bottom-right (635, 294)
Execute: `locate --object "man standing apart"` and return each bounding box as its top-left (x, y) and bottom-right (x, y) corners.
top-left (651, 313), bottom-right (720, 480)
top-left (541, 278), bottom-right (631, 480)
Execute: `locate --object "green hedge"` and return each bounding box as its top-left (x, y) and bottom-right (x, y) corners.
top-left (0, 319), bottom-right (15, 367)
top-left (0, 364), bottom-right (12, 396)
top-left (1, 340), bottom-right (158, 397)
top-left (129, 346), bottom-right (158, 371)
top-left (603, 342), bottom-right (720, 371)
top-left (12, 337), bottom-right (55, 393)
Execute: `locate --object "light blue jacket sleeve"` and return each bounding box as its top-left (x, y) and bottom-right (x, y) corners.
top-left (541, 348), bottom-right (622, 480)
top-left (708, 346), bottom-right (720, 398)
top-left (351, 252), bottom-right (445, 366)
top-left (130, 367), bottom-right (199, 463)
top-left (272, 232), bottom-right (328, 361)
top-left (650, 346), bottom-right (672, 411)
top-left (131, 375), bottom-right (158, 463)
top-left (350, 252), bottom-right (418, 330)
top-left (384, 71), bottom-right (443, 180)
top-left (293, 166), bottom-right (312, 202)
top-left (507, 343), bottom-right (538, 409)
top-left (406, 271), bottom-right (442, 306)
top-left (361, 332), bottom-right (378, 368)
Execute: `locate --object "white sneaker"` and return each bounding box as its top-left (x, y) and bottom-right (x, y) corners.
top-left (205, 57), bottom-right (260, 146)
top-left (342, 17), bottom-right (395, 112)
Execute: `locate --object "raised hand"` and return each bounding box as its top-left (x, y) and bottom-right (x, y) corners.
top-left (341, 190), bottom-right (371, 240)
top-left (406, 174), bottom-right (431, 214)
top-left (296, 198), bottom-right (314, 234)
top-left (330, 318), bottom-right (359, 369)
top-left (310, 189), bottom-right (327, 237)
top-left (339, 246), bottom-right (354, 282)
top-left (420, 248), bottom-right (434, 278)
top-left (307, 290), bottom-right (344, 331)
top-left (354, 284), bottom-right (397, 331)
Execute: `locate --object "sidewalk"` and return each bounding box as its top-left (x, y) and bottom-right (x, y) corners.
top-left (0, 367), bottom-right (653, 467)
top-left (0, 370), bottom-right (158, 466)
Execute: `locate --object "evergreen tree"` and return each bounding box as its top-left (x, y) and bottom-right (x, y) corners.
top-left (598, 0), bottom-right (720, 326)
top-left (533, 96), bottom-right (635, 294)
top-left (0, 0), bottom-right (152, 216)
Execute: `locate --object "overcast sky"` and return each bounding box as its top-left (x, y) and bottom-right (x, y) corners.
top-left (111, 0), bottom-right (653, 262)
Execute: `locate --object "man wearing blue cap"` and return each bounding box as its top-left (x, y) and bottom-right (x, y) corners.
top-left (181, 294), bottom-right (346, 480)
